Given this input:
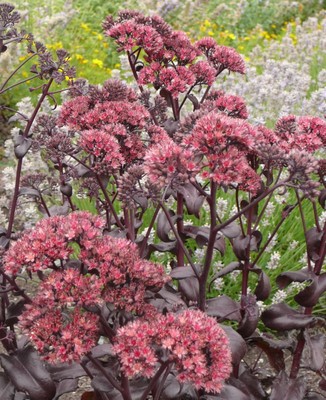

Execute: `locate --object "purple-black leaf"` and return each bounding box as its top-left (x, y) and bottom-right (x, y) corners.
top-left (239, 370), bottom-right (266, 399)
top-left (248, 334), bottom-right (293, 372)
top-left (14, 136), bottom-right (32, 159)
top-left (212, 384), bottom-right (251, 399)
top-left (157, 210), bottom-right (180, 242)
top-left (237, 294), bottom-right (259, 338)
top-left (251, 230), bottom-right (263, 251)
top-left (18, 187), bottom-right (40, 197)
top-left (206, 295), bottom-right (241, 322)
top-left (217, 377), bottom-right (253, 399)
top-left (170, 266), bottom-right (198, 279)
top-left (319, 378), bottom-right (326, 391)
top-left (220, 325), bottom-right (247, 366)
top-left (0, 372), bottom-right (15, 400)
top-left (210, 261), bottom-right (240, 281)
top-left (303, 332), bottom-right (325, 371)
top-left (305, 393), bottom-right (326, 400)
top-left (254, 269), bottom-right (271, 301)
top-left (240, 199), bottom-right (259, 222)
top-left (6, 300), bottom-right (26, 325)
top-left (149, 241), bottom-right (177, 254)
top-left (306, 227), bottom-right (323, 261)
top-left (60, 183), bottom-right (73, 197)
top-left (76, 164), bottom-right (95, 178)
top-left (0, 346), bottom-right (56, 400)
top-left (232, 235), bottom-right (250, 260)
top-left (178, 183), bottom-right (205, 218)
top-left (47, 202), bottom-right (69, 216)
top-left (270, 370), bottom-right (306, 400)
top-left (178, 277), bottom-right (199, 302)
top-left (276, 268), bottom-right (313, 289)
top-left (0, 236), bottom-right (10, 249)
top-left (220, 222), bottom-right (241, 239)
top-left (318, 188), bottom-right (326, 209)
top-left (46, 362), bottom-right (87, 381)
top-left (294, 273), bottom-right (326, 308)
top-left (91, 376), bottom-right (123, 398)
top-left (53, 379), bottom-right (78, 400)
top-left (261, 303), bottom-right (316, 331)
top-left (88, 343), bottom-right (114, 359)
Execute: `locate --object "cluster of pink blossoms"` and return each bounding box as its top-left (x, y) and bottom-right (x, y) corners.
top-left (81, 236), bottom-right (170, 314)
top-left (19, 270), bottom-right (100, 363)
top-left (104, 11), bottom-right (245, 99)
top-left (4, 211), bottom-right (104, 276)
top-left (182, 111), bottom-right (261, 194)
top-left (58, 80), bottom-right (149, 170)
top-left (5, 211), bottom-right (171, 361)
top-left (139, 64), bottom-right (196, 98)
top-left (5, 212), bottom-right (169, 314)
top-left (114, 309), bottom-right (232, 393)
top-left (275, 115), bottom-right (326, 152)
top-left (144, 137), bottom-right (198, 189)
top-left (195, 37), bottom-right (246, 75)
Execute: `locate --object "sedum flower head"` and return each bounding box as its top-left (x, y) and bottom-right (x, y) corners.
top-left (4, 211), bottom-right (104, 276)
top-left (275, 114), bottom-right (326, 152)
top-left (82, 235), bottom-right (170, 314)
top-left (196, 37), bottom-right (245, 75)
top-left (183, 111), bottom-right (261, 194)
top-left (114, 309), bottom-right (232, 393)
top-left (144, 137), bottom-right (198, 189)
top-left (19, 269), bottom-right (101, 363)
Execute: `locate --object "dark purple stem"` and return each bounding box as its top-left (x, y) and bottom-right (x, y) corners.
top-left (198, 180), bottom-right (217, 311)
top-left (6, 79), bottom-right (54, 239)
top-left (176, 192), bottom-right (185, 267)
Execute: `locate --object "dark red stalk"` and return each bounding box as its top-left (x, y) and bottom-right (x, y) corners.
top-left (140, 361), bottom-right (170, 400)
top-left (139, 204), bottom-right (160, 257)
top-left (6, 79), bottom-right (54, 239)
top-left (198, 180), bottom-right (217, 311)
top-left (176, 192), bottom-right (185, 267)
top-left (160, 202), bottom-right (199, 277)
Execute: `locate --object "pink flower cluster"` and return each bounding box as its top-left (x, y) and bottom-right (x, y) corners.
top-left (144, 138), bottom-right (198, 189)
top-left (106, 19), bottom-right (164, 53)
top-left (4, 211), bottom-right (104, 276)
top-left (275, 115), bottom-right (326, 152)
top-left (113, 309), bottom-right (232, 393)
top-left (59, 80), bottom-right (149, 169)
top-left (105, 12), bottom-right (245, 100)
top-left (139, 64), bottom-right (196, 98)
top-left (79, 128), bottom-right (125, 174)
top-left (82, 235), bottom-right (170, 313)
top-left (7, 211), bottom-right (171, 361)
top-left (5, 211), bottom-right (169, 313)
top-left (183, 111), bottom-right (261, 194)
top-left (19, 270), bottom-right (100, 363)
top-left (196, 37), bottom-right (245, 75)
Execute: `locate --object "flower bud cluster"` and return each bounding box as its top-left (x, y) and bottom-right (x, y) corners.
top-left (114, 309), bottom-right (232, 393)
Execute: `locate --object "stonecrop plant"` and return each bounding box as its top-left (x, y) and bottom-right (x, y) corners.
top-left (0, 4), bottom-right (325, 400)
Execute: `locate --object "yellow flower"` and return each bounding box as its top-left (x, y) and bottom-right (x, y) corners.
top-left (22, 71), bottom-right (28, 78)
top-left (228, 33), bottom-right (236, 40)
top-left (81, 23), bottom-right (90, 32)
top-left (208, 30), bottom-right (214, 36)
top-left (92, 59), bottom-right (103, 68)
top-left (48, 41), bottom-right (63, 50)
